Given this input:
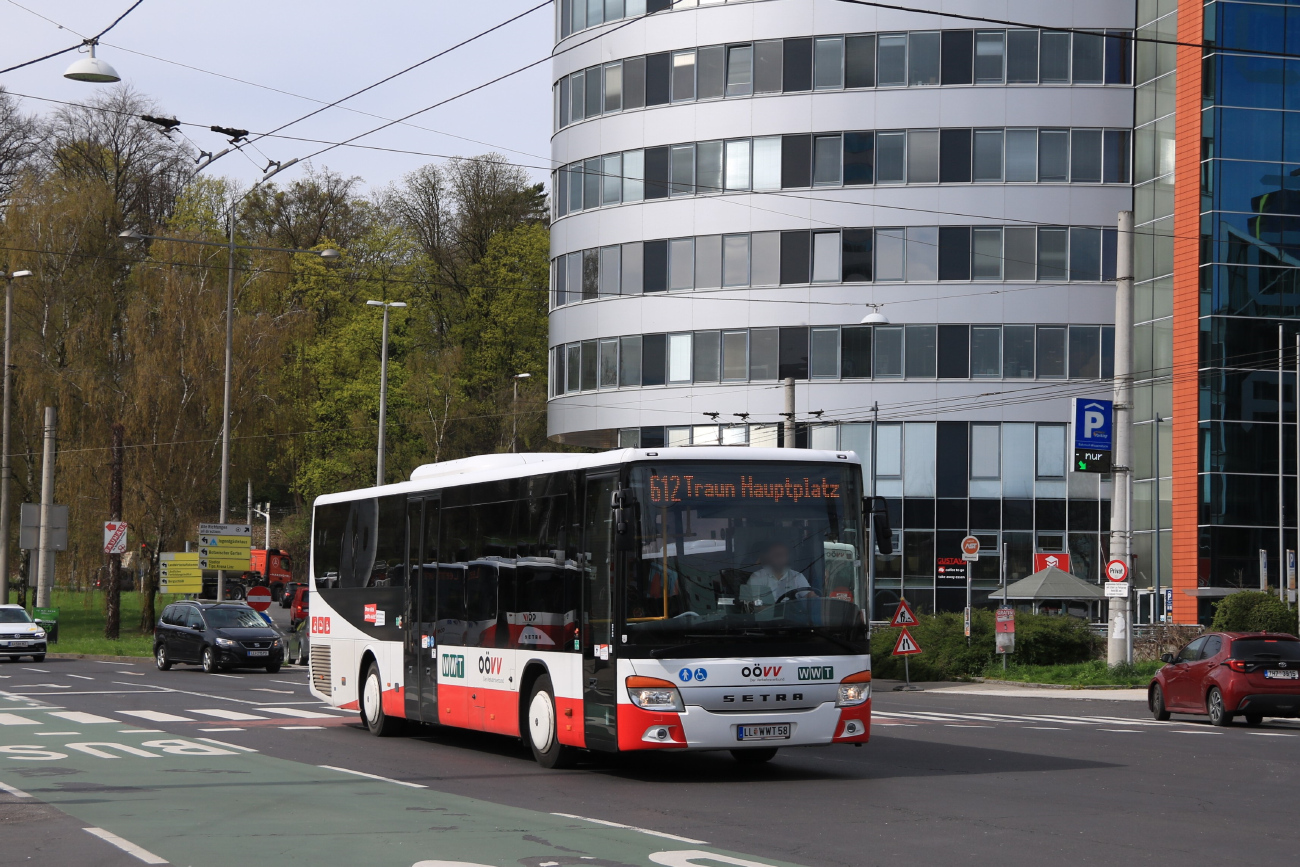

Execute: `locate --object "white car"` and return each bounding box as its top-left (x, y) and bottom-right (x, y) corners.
top-left (0, 605), bottom-right (47, 662)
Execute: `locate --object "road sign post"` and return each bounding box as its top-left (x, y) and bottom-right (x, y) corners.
top-left (890, 601), bottom-right (922, 690)
top-left (960, 535), bottom-right (978, 645)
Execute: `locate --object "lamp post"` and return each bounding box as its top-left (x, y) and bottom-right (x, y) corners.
top-left (860, 304), bottom-right (889, 626)
top-left (512, 373), bottom-right (531, 453)
top-left (119, 227), bottom-right (337, 599)
top-left (366, 300), bottom-right (407, 486)
top-left (0, 269), bottom-right (30, 604)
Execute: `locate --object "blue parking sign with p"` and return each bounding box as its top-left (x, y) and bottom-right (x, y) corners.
top-left (1072, 398), bottom-right (1113, 473)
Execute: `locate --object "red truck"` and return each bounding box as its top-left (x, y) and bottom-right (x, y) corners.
top-left (248, 549), bottom-right (294, 601)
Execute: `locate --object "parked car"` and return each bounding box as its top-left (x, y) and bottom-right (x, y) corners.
top-left (0, 604), bottom-right (47, 662)
top-left (289, 586), bottom-right (309, 628)
top-left (286, 618), bottom-right (310, 666)
top-left (279, 581), bottom-right (300, 609)
top-left (154, 600), bottom-right (284, 674)
top-left (1150, 632), bottom-right (1300, 726)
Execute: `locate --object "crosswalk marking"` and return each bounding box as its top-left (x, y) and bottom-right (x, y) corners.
top-left (259, 707), bottom-right (336, 719)
top-left (0, 713), bottom-right (41, 726)
top-left (119, 711), bottom-right (194, 723)
top-left (187, 708), bottom-right (267, 721)
top-left (49, 711), bottom-right (117, 724)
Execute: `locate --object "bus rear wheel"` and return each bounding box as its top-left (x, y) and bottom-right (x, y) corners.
top-left (361, 663), bottom-right (402, 737)
top-left (731, 748), bottom-right (778, 764)
top-left (527, 674), bottom-right (576, 769)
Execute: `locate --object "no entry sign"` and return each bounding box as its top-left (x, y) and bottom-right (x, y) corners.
top-left (245, 586), bottom-right (272, 612)
top-left (1106, 559), bottom-right (1129, 582)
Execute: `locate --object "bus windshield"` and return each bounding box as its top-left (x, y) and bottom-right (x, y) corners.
top-left (624, 462), bottom-right (866, 652)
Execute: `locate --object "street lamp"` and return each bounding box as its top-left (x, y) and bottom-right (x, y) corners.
top-left (511, 373), bottom-right (531, 453)
top-left (119, 227), bottom-right (337, 599)
top-left (0, 270), bottom-right (30, 604)
top-left (366, 300), bottom-right (407, 486)
top-left (63, 40), bottom-right (121, 83)
top-left (861, 303), bottom-right (890, 325)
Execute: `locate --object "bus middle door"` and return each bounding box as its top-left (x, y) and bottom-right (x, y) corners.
top-left (413, 499), bottom-right (441, 724)
top-left (582, 473), bottom-right (619, 751)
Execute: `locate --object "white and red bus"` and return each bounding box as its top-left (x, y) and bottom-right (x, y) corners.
top-left (306, 447), bottom-right (872, 767)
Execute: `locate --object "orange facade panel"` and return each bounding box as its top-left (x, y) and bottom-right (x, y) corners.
top-left (1170, 7), bottom-right (1202, 624)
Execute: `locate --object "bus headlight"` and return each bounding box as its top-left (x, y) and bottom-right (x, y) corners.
top-left (626, 676), bottom-right (685, 713)
top-left (836, 670), bottom-right (871, 707)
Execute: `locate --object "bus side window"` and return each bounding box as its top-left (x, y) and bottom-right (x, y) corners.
top-left (465, 563), bottom-right (498, 648)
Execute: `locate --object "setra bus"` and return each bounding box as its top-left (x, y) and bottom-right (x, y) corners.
top-left (306, 447), bottom-right (873, 767)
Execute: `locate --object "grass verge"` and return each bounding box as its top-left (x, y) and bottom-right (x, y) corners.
top-left (6, 590), bottom-right (183, 657)
top-left (981, 659), bottom-right (1163, 687)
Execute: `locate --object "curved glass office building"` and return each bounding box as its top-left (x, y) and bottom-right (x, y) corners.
top-left (548, 0), bottom-right (1136, 614)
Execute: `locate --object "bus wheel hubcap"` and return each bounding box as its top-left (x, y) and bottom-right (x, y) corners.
top-left (529, 691), bottom-right (554, 751)
top-left (364, 675), bottom-right (380, 723)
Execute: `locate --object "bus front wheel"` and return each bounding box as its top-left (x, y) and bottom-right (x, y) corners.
top-left (527, 674), bottom-right (576, 769)
top-left (361, 663), bottom-right (402, 737)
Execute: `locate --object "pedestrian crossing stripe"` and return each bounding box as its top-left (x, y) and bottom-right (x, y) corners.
top-left (890, 599), bottom-right (919, 627)
top-left (892, 628), bottom-right (922, 656)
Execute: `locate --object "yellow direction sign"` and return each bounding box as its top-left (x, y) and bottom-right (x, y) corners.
top-left (198, 535), bottom-right (251, 548)
top-left (159, 552), bottom-right (201, 593)
top-left (198, 549), bottom-right (250, 571)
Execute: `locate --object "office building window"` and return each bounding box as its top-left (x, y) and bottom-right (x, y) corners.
top-left (842, 326), bottom-right (872, 378)
top-left (694, 331), bottom-right (720, 382)
top-left (878, 34), bottom-right (907, 86)
top-left (971, 326), bottom-right (1001, 377)
top-left (750, 328), bottom-right (779, 380)
top-left (846, 34), bottom-right (876, 88)
top-left (1004, 325), bottom-right (1035, 378)
top-left (672, 50), bottom-right (696, 101)
top-left (975, 31), bottom-right (1005, 83)
top-left (811, 327), bottom-right (840, 378)
top-left (697, 140), bottom-right (723, 195)
top-left (909, 31), bottom-right (941, 85)
top-left (814, 36), bottom-right (844, 89)
top-left (722, 330), bottom-right (748, 380)
top-left (727, 44), bottom-right (754, 96)
top-left (844, 131), bottom-right (875, 185)
top-left (723, 234), bottom-right (750, 286)
top-left (842, 228), bottom-right (873, 282)
top-left (725, 139), bottom-right (751, 190)
top-left (697, 45), bottom-right (725, 100)
top-left (1036, 326), bottom-right (1066, 378)
top-left (875, 326), bottom-right (903, 377)
top-left (754, 40), bottom-right (783, 92)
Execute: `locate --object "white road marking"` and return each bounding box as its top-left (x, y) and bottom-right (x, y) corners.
top-left (252, 688), bottom-right (295, 694)
top-left (260, 707), bottom-right (335, 719)
top-left (118, 710), bottom-right (194, 723)
top-left (36, 731), bottom-right (80, 736)
top-left (22, 668), bottom-right (49, 673)
top-left (944, 724), bottom-right (994, 728)
top-left (0, 779), bottom-right (32, 797)
top-left (50, 711), bottom-right (117, 724)
top-left (117, 672), bottom-right (145, 677)
top-left (84, 827), bottom-right (168, 864)
top-left (1174, 730), bottom-right (1220, 735)
top-left (0, 712), bottom-right (41, 725)
top-left (551, 812), bottom-right (708, 845)
top-left (1023, 726), bottom-right (1066, 730)
top-left (280, 725), bottom-right (324, 730)
top-left (206, 673), bottom-right (243, 679)
top-left (269, 680), bottom-right (304, 687)
top-left (187, 709), bottom-right (267, 721)
top-left (1098, 729), bottom-right (1144, 733)
top-left (198, 727), bottom-right (243, 732)
top-left (1250, 732), bottom-right (1297, 737)
top-left (319, 764), bottom-right (427, 789)
top-left (66, 674), bottom-right (93, 680)
top-left (117, 729), bottom-right (165, 734)
top-left (195, 737), bottom-right (257, 753)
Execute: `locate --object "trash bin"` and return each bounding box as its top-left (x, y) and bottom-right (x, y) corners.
top-left (33, 607), bottom-right (58, 644)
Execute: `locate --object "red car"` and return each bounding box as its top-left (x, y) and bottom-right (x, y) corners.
top-left (289, 585), bottom-right (309, 628)
top-left (1149, 632), bottom-right (1300, 726)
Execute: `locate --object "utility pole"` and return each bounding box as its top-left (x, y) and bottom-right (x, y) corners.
top-left (1294, 332), bottom-right (1299, 608)
top-left (105, 423), bottom-right (123, 639)
top-left (783, 377), bottom-right (795, 448)
top-left (366, 300), bottom-right (406, 485)
top-left (867, 401), bottom-right (879, 625)
top-left (0, 269), bottom-right (29, 603)
top-left (246, 479), bottom-right (252, 529)
top-left (512, 372), bottom-right (531, 453)
top-left (1281, 324), bottom-right (1287, 603)
top-left (1108, 211), bottom-right (1134, 665)
top-left (34, 406), bottom-right (56, 609)
top-left (1153, 414), bottom-right (1163, 623)
top-left (217, 211), bottom-right (237, 604)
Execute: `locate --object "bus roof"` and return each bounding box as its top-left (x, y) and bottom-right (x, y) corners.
top-left (313, 446), bottom-right (861, 506)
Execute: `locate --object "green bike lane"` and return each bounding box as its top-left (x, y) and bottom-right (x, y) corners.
top-left (0, 695), bottom-right (805, 867)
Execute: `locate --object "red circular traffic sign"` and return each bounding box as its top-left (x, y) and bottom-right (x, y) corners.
top-left (245, 586), bottom-right (272, 611)
top-left (1106, 559), bottom-right (1129, 583)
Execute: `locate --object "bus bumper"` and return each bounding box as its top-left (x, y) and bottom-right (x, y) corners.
top-left (617, 698), bottom-right (870, 751)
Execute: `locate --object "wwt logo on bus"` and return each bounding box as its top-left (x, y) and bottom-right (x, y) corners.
top-left (440, 654), bottom-right (464, 679)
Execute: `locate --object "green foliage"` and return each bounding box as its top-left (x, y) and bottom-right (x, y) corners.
top-left (1210, 591), bottom-right (1297, 635)
top-left (984, 660), bottom-right (1162, 687)
top-left (870, 609), bottom-right (1097, 681)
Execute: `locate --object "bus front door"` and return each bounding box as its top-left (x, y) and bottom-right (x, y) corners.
top-left (406, 499), bottom-right (440, 724)
top-left (582, 474), bottom-right (618, 750)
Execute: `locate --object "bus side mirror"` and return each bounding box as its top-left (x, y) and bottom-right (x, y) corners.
top-left (865, 496), bottom-right (893, 556)
top-left (613, 490), bottom-right (637, 551)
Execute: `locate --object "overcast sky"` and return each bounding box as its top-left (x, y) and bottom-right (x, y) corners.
top-left (1, 0), bottom-right (555, 194)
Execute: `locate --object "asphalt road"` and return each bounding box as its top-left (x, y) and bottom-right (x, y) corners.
top-left (2, 654), bottom-right (1298, 867)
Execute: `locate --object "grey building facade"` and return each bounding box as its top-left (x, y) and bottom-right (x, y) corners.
top-left (548, 0), bottom-right (1136, 613)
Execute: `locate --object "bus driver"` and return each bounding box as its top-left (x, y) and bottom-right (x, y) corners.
top-left (746, 542), bottom-right (816, 603)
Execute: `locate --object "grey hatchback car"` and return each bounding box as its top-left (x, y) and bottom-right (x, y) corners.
top-left (154, 600), bottom-right (284, 673)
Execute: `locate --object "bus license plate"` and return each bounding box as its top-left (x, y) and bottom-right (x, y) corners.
top-left (1265, 669), bottom-right (1298, 679)
top-left (737, 724), bottom-right (790, 741)
top-left (248, 650), bottom-right (269, 657)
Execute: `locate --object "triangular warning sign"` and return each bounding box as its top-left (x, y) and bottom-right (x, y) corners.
top-left (892, 628), bottom-right (922, 656)
top-left (890, 599), bottom-right (918, 628)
